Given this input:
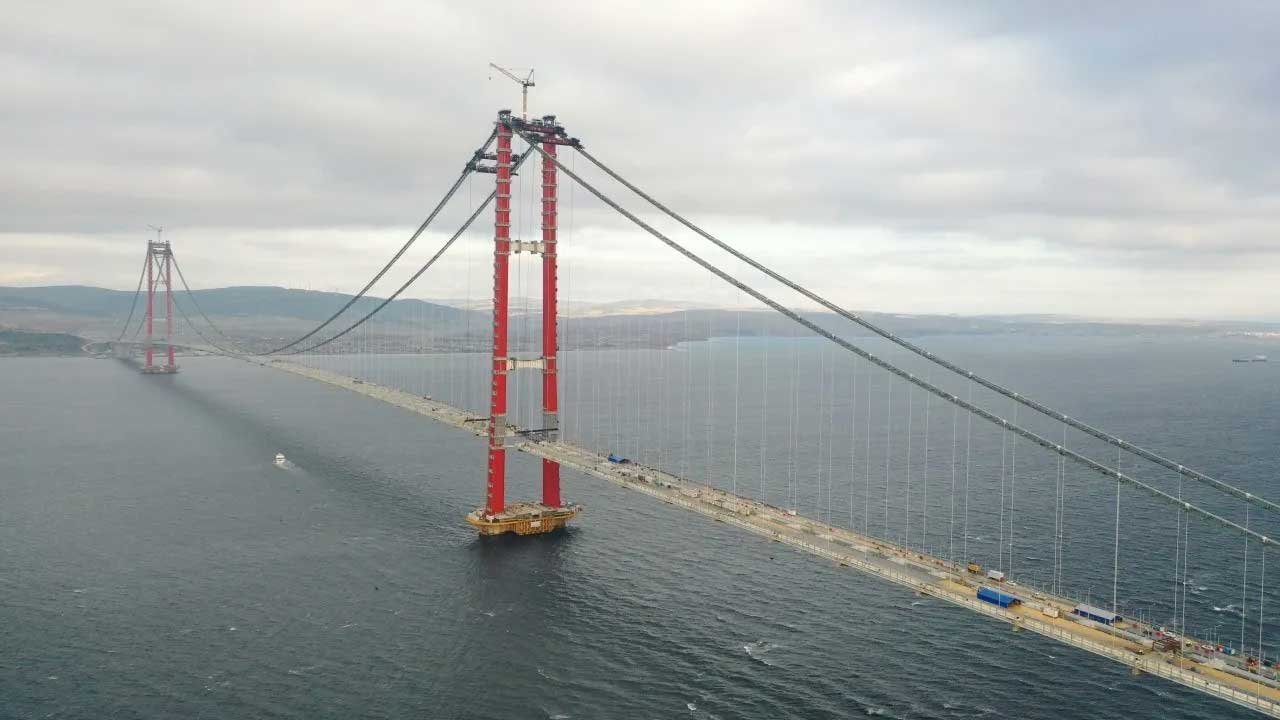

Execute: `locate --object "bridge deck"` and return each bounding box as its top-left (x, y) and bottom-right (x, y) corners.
top-left (267, 359), bottom-right (1280, 717)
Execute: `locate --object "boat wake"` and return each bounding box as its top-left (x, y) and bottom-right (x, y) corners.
top-left (743, 640), bottom-right (777, 666)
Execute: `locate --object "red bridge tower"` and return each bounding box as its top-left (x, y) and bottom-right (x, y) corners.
top-left (466, 110), bottom-right (581, 535)
top-left (142, 238), bottom-right (178, 374)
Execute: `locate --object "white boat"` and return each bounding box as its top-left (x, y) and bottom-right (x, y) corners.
top-left (274, 452), bottom-right (287, 467)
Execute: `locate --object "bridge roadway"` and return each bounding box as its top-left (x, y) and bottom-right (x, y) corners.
top-left (249, 358), bottom-right (1280, 717)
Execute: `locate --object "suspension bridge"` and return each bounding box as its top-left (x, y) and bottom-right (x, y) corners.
top-left (104, 109), bottom-right (1280, 717)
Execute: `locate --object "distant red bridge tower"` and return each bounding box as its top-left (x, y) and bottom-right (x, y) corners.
top-left (142, 238), bottom-right (178, 375)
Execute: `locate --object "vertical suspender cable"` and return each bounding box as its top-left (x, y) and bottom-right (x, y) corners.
top-left (639, 319), bottom-right (646, 463)
top-left (922, 370), bottom-right (931, 552)
top-left (826, 347), bottom-right (837, 523)
top-left (683, 310), bottom-right (692, 481)
top-left (635, 317), bottom-right (642, 460)
top-left (905, 382), bottom-right (913, 549)
top-left (1009, 403), bottom-right (1018, 578)
top-left (574, 278), bottom-right (583, 442)
top-left (949, 400), bottom-right (958, 567)
top-left (1182, 503), bottom-right (1191, 638)
top-left (760, 313), bottom-right (769, 503)
top-left (418, 291), bottom-right (424, 397)
top-left (514, 241), bottom-right (524, 428)
top-left (563, 252), bottom-right (572, 441)
top-left (627, 317), bottom-right (634, 456)
top-left (705, 305), bottom-right (714, 487)
top-left (1243, 505), bottom-right (1251, 653)
top-left (465, 177), bottom-right (475, 411)
top-left (817, 345), bottom-right (827, 518)
top-left (1113, 447), bottom-right (1122, 621)
top-left (660, 316), bottom-right (670, 474)
top-left (638, 319), bottom-right (647, 463)
top-left (732, 297), bottom-right (741, 496)
top-left (641, 319), bottom-right (648, 464)
top-left (865, 365), bottom-right (873, 534)
top-left (447, 293), bottom-right (455, 405)
top-left (1260, 546), bottom-right (1267, 662)
top-left (789, 322), bottom-right (799, 511)
top-left (615, 314), bottom-right (623, 450)
top-left (570, 152), bottom-right (581, 443)
top-left (1058, 424), bottom-right (1068, 596)
top-left (594, 322), bottom-right (602, 452)
top-left (884, 378), bottom-right (893, 540)
top-left (1173, 472), bottom-right (1183, 629)
top-left (660, 317), bottom-right (669, 476)
top-left (850, 353), bottom-right (859, 528)
top-left (999, 409), bottom-right (1008, 573)
top-left (428, 303), bottom-right (435, 398)
top-left (963, 381), bottom-right (974, 563)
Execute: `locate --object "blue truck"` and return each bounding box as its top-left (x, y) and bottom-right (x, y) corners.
top-left (977, 586), bottom-right (1022, 608)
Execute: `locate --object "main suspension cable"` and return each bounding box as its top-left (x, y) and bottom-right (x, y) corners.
top-left (114, 247), bottom-right (150, 342)
top-left (172, 295), bottom-right (244, 358)
top-left (264, 129), bottom-right (498, 355)
top-left (515, 131), bottom-right (1274, 546)
top-left (286, 141), bottom-right (534, 355)
top-left (572, 144), bottom-right (1280, 518)
top-left (170, 253), bottom-right (239, 349)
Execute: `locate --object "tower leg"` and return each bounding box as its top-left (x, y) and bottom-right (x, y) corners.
top-left (540, 135), bottom-right (562, 507)
top-left (484, 113), bottom-right (514, 516)
top-left (164, 249), bottom-right (175, 369)
top-left (145, 250), bottom-right (155, 370)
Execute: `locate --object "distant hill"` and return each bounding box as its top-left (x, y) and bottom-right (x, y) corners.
top-left (0, 285), bottom-right (137, 317)
top-left (0, 285), bottom-right (470, 324)
top-left (3, 285), bottom-right (1278, 353)
top-left (0, 329), bottom-right (85, 356)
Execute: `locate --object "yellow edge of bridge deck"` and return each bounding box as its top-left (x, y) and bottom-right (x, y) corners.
top-left (268, 359), bottom-right (1280, 718)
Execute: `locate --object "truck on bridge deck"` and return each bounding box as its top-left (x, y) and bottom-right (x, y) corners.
top-left (977, 586), bottom-right (1022, 608)
top-left (1072, 603), bottom-right (1121, 626)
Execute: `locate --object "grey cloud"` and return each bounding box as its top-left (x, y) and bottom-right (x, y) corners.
top-left (2, 0), bottom-right (1279, 317)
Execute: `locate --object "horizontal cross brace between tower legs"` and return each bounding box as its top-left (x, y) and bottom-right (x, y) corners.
top-left (509, 240), bottom-right (546, 254)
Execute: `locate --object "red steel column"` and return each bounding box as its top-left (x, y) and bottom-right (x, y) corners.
top-left (145, 245), bottom-right (155, 369)
top-left (164, 248), bottom-right (175, 369)
top-left (540, 130), bottom-right (562, 507)
top-left (485, 113), bottom-right (514, 516)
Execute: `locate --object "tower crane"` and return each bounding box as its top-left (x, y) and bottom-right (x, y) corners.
top-left (488, 63), bottom-right (535, 119)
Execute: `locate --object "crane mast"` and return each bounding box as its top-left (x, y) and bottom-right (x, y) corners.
top-left (488, 63), bottom-right (535, 119)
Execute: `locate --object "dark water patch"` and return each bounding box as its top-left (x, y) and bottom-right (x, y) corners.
top-left (2, 339), bottom-right (1277, 719)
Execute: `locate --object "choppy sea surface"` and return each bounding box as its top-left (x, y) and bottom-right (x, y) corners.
top-left (3, 334), bottom-right (1278, 719)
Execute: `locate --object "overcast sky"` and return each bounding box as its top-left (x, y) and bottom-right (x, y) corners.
top-left (4, 1), bottom-right (1278, 319)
